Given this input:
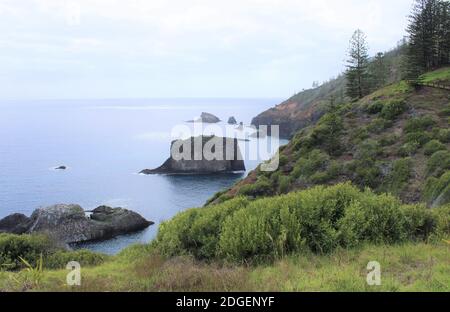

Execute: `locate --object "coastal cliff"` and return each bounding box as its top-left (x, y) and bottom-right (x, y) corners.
top-left (252, 76), bottom-right (346, 139)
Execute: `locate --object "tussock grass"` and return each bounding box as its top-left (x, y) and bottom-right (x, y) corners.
top-left (0, 241), bottom-right (448, 292)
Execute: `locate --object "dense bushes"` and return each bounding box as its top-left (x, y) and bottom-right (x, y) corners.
top-left (349, 140), bottom-right (383, 189)
top-left (380, 158), bottom-right (412, 195)
top-left (427, 150), bottom-right (450, 177)
top-left (367, 118), bottom-right (393, 134)
top-left (155, 197), bottom-right (249, 259)
top-left (308, 113), bottom-right (343, 155)
top-left (424, 171), bottom-right (450, 206)
top-left (46, 250), bottom-right (107, 269)
top-left (155, 184), bottom-right (449, 263)
top-left (366, 101), bottom-right (384, 114)
top-left (0, 234), bottom-right (56, 270)
top-left (404, 115), bottom-right (436, 134)
top-left (366, 98), bottom-right (408, 120)
top-left (0, 233), bottom-right (108, 271)
top-left (436, 129), bottom-right (450, 143)
top-left (237, 177), bottom-right (273, 197)
top-left (380, 99), bottom-right (407, 120)
top-left (423, 140), bottom-right (446, 156)
top-left (291, 149), bottom-right (330, 180)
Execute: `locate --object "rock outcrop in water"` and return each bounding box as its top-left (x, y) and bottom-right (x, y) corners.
top-left (227, 116), bottom-right (237, 125)
top-left (188, 112), bottom-right (221, 123)
top-left (0, 204), bottom-right (153, 244)
top-left (140, 136), bottom-right (245, 175)
top-left (0, 213), bottom-right (31, 234)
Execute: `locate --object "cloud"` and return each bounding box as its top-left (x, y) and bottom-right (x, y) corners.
top-left (0, 0), bottom-right (413, 99)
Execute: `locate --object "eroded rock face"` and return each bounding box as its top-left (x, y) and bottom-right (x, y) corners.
top-left (140, 136), bottom-right (246, 175)
top-left (0, 204), bottom-right (154, 244)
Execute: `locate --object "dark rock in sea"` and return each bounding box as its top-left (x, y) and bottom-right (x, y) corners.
top-left (188, 112), bottom-right (221, 123)
top-left (0, 213), bottom-right (31, 234)
top-left (55, 166), bottom-right (67, 170)
top-left (228, 116), bottom-right (237, 125)
top-left (0, 204), bottom-right (153, 244)
top-left (140, 136), bottom-right (245, 175)
top-left (236, 122), bottom-right (244, 131)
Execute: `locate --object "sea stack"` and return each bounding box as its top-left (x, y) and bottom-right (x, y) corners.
top-left (188, 112), bottom-right (221, 123)
top-left (227, 116), bottom-right (237, 125)
top-left (140, 136), bottom-right (246, 175)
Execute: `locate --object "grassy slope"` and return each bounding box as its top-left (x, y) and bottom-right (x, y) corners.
top-left (0, 242), bottom-right (448, 292)
top-left (211, 68), bottom-right (450, 206)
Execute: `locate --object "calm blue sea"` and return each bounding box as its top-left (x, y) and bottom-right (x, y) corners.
top-left (0, 98), bottom-right (286, 254)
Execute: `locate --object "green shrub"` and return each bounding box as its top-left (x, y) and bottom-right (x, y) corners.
top-left (404, 115), bottom-right (436, 133)
top-left (351, 127), bottom-right (370, 142)
top-left (292, 149), bottom-right (330, 180)
top-left (380, 99), bottom-right (407, 120)
top-left (356, 139), bottom-right (383, 159)
top-left (400, 204), bottom-right (436, 240)
top-left (399, 142), bottom-right (420, 157)
top-left (423, 171), bottom-right (450, 206)
top-left (351, 140), bottom-right (383, 188)
top-left (405, 131), bottom-right (432, 147)
top-left (436, 129), bottom-right (450, 143)
top-left (427, 150), bottom-right (450, 177)
top-left (367, 118), bottom-right (393, 134)
top-left (279, 154), bottom-right (289, 167)
top-left (205, 190), bottom-right (227, 206)
top-left (155, 183), bottom-right (447, 263)
top-left (219, 184), bottom-right (362, 261)
top-left (381, 158), bottom-right (412, 195)
top-left (338, 193), bottom-right (407, 247)
top-left (440, 106), bottom-right (450, 117)
top-left (278, 175), bottom-right (291, 194)
top-left (309, 113), bottom-right (344, 155)
top-left (0, 234), bottom-right (57, 271)
top-left (423, 140), bottom-right (446, 156)
top-left (218, 196), bottom-right (306, 262)
top-left (380, 134), bottom-right (400, 146)
top-left (155, 197), bottom-right (249, 259)
top-left (238, 177), bottom-right (273, 197)
top-left (215, 194), bottom-right (233, 204)
top-left (430, 204), bottom-right (450, 239)
top-left (366, 101), bottom-right (384, 114)
top-left (46, 250), bottom-right (107, 269)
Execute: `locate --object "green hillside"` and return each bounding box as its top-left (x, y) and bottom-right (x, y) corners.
top-left (251, 45), bottom-right (407, 139)
top-left (213, 68), bottom-right (450, 207)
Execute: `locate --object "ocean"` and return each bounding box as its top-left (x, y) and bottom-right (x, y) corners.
top-left (0, 98), bottom-right (286, 254)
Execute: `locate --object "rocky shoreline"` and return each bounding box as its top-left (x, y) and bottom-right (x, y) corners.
top-left (0, 204), bottom-right (153, 245)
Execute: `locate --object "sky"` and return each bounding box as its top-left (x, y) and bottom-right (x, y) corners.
top-left (0, 0), bottom-right (413, 100)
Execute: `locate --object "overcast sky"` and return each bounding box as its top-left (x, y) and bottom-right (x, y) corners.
top-left (0, 0), bottom-right (413, 100)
